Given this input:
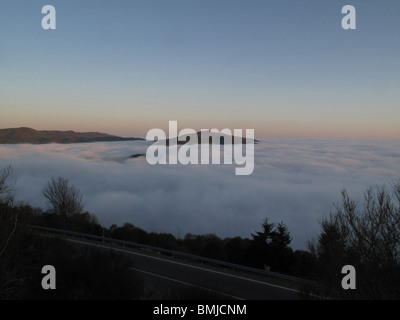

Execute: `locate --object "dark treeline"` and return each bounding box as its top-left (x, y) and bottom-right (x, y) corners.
top-left (20, 205), bottom-right (315, 277)
top-left (15, 204), bottom-right (316, 279)
top-left (1, 166), bottom-right (400, 299)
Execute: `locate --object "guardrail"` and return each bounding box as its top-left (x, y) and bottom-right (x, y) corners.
top-left (29, 224), bottom-right (314, 285)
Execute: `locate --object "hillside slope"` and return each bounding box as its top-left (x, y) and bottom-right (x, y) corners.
top-left (0, 127), bottom-right (143, 144)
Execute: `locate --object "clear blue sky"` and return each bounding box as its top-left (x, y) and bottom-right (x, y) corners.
top-left (0, 0), bottom-right (399, 138)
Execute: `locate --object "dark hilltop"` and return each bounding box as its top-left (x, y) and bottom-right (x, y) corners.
top-left (0, 127), bottom-right (144, 144)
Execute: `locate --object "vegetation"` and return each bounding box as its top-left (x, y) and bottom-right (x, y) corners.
top-left (1, 165), bottom-right (399, 299)
top-left (1, 167), bottom-right (142, 299)
top-left (308, 183), bottom-right (400, 299)
top-left (43, 177), bottom-right (83, 223)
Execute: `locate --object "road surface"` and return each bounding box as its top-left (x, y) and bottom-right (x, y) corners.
top-left (67, 238), bottom-right (305, 300)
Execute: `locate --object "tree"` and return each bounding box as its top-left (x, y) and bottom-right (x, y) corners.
top-left (0, 165), bottom-right (24, 298)
top-left (251, 218), bottom-right (275, 245)
top-left (42, 177), bottom-right (83, 223)
top-left (272, 222), bottom-right (292, 249)
top-left (270, 222), bottom-right (293, 273)
top-left (249, 218), bottom-right (293, 272)
top-left (0, 165), bottom-right (15, 206)
top-left (249, 218), bottom-right (275, 269)
top-left (0, 165), bottom-right (17, 257)
top-left (310, 181), bottom-right (400, 299)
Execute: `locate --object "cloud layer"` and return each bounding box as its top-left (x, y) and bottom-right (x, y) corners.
top-left (1, 138), bottom-right (399, 250)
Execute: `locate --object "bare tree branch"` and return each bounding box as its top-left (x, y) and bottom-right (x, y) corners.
top-left (0, 213), bottom-right (18, 257)
top-left (43, 176), bottom-right (83, 218)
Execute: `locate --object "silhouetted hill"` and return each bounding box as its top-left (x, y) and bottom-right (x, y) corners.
top-left (0, 127), bottom-right (144, 144)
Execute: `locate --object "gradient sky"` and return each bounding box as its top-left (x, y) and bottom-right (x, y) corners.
top-left (0, 0), bottom-right (399, 138)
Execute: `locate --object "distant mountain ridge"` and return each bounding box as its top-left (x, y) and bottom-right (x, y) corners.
top-left (0, 127), bottom-right (144, 144)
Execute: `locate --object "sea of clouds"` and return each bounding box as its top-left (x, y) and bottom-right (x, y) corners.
top-left (1, 138), bottom-right (399, 250)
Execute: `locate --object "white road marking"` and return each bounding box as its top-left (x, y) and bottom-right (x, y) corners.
top-left (130, 267), bottom-right (245, 300)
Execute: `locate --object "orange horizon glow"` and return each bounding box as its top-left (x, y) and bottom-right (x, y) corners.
top-left (1, 117), bottom-right (399, 141)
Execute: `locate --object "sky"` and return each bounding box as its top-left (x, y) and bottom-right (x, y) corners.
top-left (1, 139), bottom-right (399, 250)
top-left (1, 0), bottom-right (399, 139)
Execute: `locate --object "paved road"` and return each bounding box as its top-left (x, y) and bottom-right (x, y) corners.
top-left (67, 238), bottom-right (304, 300)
